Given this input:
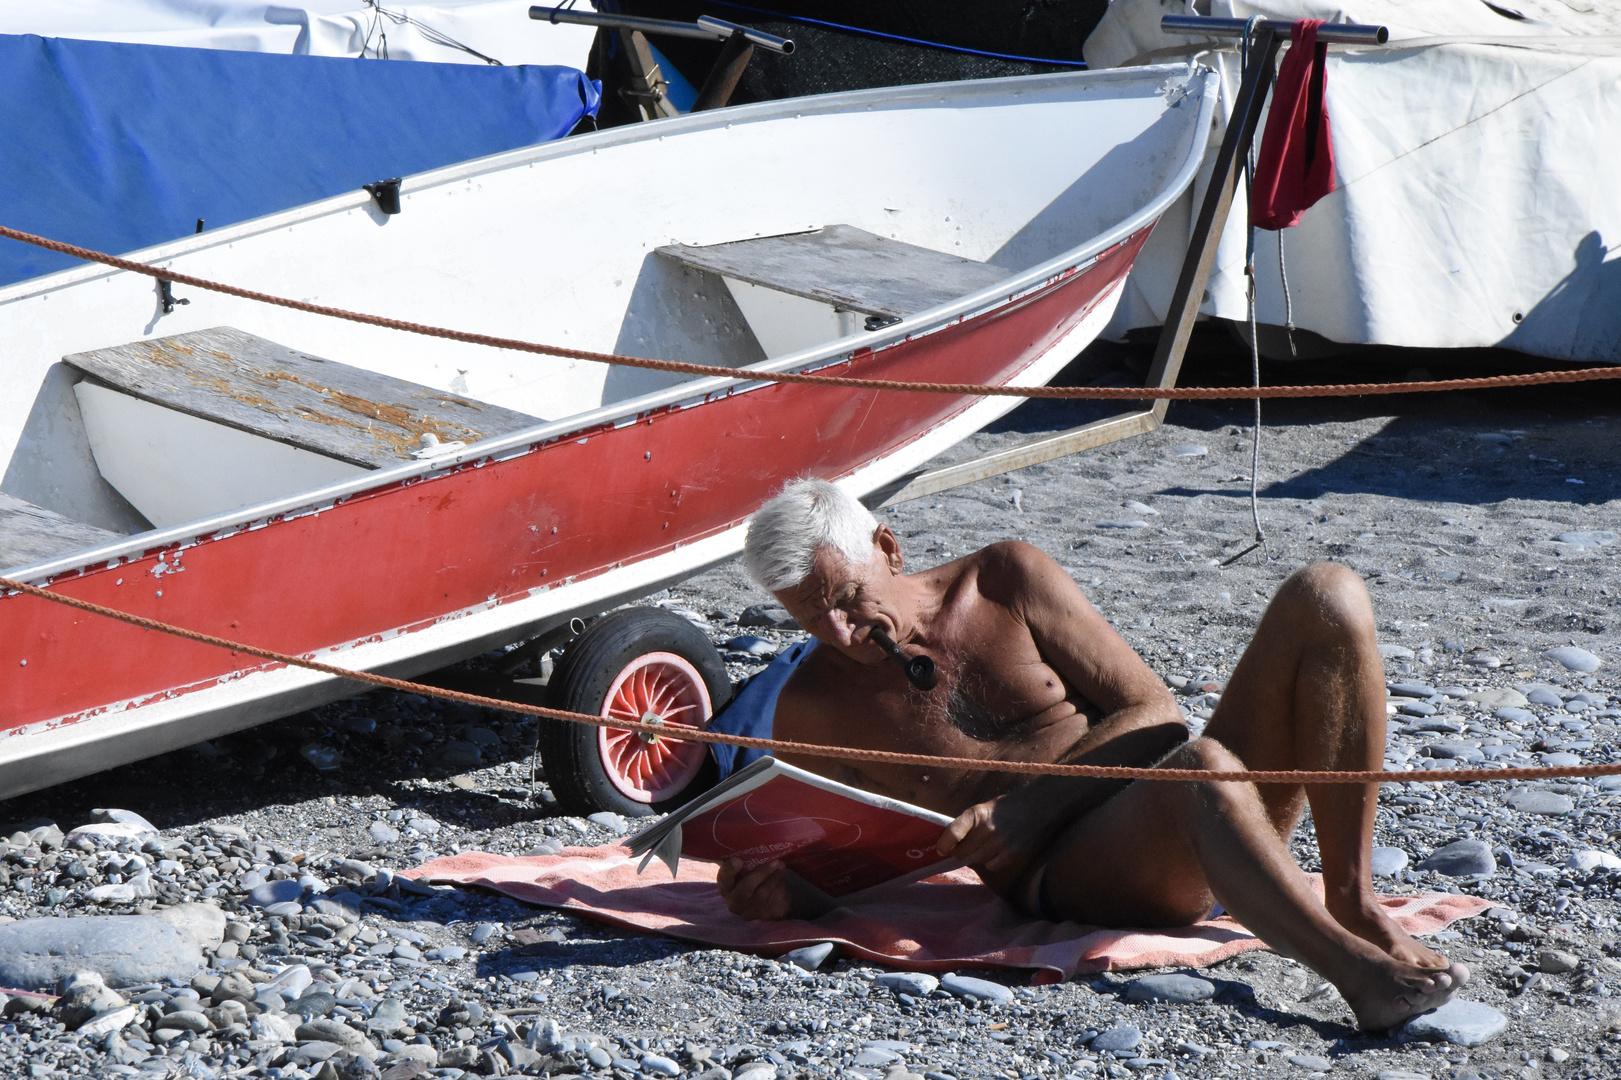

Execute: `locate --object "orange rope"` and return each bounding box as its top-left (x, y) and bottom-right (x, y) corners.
top-left (4, 574), bottom-right (1615, 786)
top-left (4, 224), bottom-right (1617, 401)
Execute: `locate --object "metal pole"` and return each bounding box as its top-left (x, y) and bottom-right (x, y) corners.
top-left (692, 30), bottom-right (756, 112)
top-left (1161, 15), bottom-right (1388, 46)
top-left (696, 15), bottom-right (795, 55)
top-left (1142, 24), bottom-right (1287, 406)
top-left (529, 7), bottom-right (793, 54)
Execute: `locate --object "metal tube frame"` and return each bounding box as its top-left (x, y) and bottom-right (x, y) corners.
top-left (1161, 15), bottom-right (1388, 46)
top-left (883, 15), bottom-right (1390, 507)
top-left (529, 7), bottom-right (794, 54)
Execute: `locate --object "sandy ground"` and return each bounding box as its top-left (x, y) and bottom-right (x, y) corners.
top-left (2, 341), bottom-right (1618, 1080)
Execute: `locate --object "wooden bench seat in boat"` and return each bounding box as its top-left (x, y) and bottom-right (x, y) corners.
top-left (0, 491), bottom-right (122, 569)
top-left (657, 225), bottom-right (1010, 320)
top-left (62, 326), bottom-right (542, 530)
top-left (65, 326), bottom-right (539, 468)
top-left (655, 225), bottom-right (1011, 357)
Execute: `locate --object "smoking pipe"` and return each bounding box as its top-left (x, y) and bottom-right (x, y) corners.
top-left (866, 628), bottom-right (938, 691)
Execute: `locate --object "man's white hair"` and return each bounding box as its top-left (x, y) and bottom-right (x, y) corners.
top-left (742, 479), bottom-right (880, 592)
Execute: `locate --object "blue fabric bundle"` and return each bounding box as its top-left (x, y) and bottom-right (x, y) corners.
top-left (0, 34), bottom-right (598, 287)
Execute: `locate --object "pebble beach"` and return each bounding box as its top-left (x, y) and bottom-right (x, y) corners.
top-left (1, 349), bottom-right (1617, 1080)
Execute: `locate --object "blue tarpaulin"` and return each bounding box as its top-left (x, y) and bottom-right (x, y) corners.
top-left (0, 34), bottom-right (599, 287)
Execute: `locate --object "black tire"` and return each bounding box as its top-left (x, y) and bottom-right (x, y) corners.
top-left (540, 607), bottom-right (731, 817)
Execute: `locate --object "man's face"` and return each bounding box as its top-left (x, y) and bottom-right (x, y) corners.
top-left (772, 528), bottom-right (902, 664)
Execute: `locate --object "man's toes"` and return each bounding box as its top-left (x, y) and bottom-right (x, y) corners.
top-left (1436, 962), bottom-right (1469, 991)
top-left (1410, 962), bottom-right (1468, 1005)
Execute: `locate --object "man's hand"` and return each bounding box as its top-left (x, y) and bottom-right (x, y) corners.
top-left (716, 857), bottom-right (796, 921)
top-left (936, 796), bottom-right (1051, 893)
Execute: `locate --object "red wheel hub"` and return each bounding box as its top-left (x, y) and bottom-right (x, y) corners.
top-left (597, 651), bottom-right (714, 803)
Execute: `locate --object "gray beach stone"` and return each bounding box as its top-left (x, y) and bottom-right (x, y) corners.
top-left (1416, 839), bottom-right (1495, 877)
top-left (1091, 1025), bottom-right (1142, 1053)
top-left (1401, 1000), bottom-right (1507, 1046)
top-left (247, 879), bottom-right (303, 907)
top-left (1526, 687), bottom-right (1564, 707)
top-left (739, 603), bottom-right (796, 629)
top-left (1537, 949), bottom-right (1580, 974)
top-left (1556, 530), bottom-right (1617, 547)
top-left (780, 943), bottom-right (836, 971)
top-left (1095, 519), bottom-right (1152, 530)
top-left (1288, 1055), bottom-right (1333, 1072)
top-left (153, 903), bottom-right (227, 951)
top-left (1471, 688), bottom-right (1528, 708)
top-left (1567, 850), bottom-right (1621, 872)
top-left (65, 821), bottom-right (154, 849)
top-left (369, 821), bottom-right (400, 845)
top-left (854, 1048), bottom-right (900, 1066)
top-left (874, 972), bottom-right (938, 997)
top-left (1124, 973), bottom-right (1215, 1003)
top-left (939, 973), bottom-right (1013, 1004)
top-left (1388, 682), bottom-right (1438, 699)
top-left (1170, 444), bottom-right (1207, 457)
top-left (0, 916), bottom-right (202, 989)
top-left (156, 1009), bottom-right (211, 1033)
top-left (76, 1003), bottom-right (139, 1038)
top-left (724, 635), bottom-right (775, 656)
top-left (1545, 647), bottom-right (1601, 672)
top-left (296, 1017), bottom-right (380, 1058)
top-left (1506, 790), bottom-right (1573, 815)
top-left (1495, 707), bottom-right (1537, 725)
top-left (1371, 848), bottom-right (1409, 877)
top-left (1540, 752), bottom-right (1583, 767)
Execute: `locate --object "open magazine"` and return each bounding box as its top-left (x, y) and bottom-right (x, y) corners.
top-left (626, 756), bottom-right (962, 912)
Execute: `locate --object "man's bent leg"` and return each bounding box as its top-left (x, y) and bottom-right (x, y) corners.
top-left (1035, 739), bottom-right (1466, 1030)
top-left (1201, 563), bottom-right (1444, 968)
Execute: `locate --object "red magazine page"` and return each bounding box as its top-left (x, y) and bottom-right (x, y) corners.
top-left (677, 773), bottom-right (953, 898)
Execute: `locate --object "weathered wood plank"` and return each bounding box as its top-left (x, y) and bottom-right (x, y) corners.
top-left (0, 492), bottom-right (122, 569)
top-left (64, 327), bottom-right (541, 469)
top-left (656, 225), bottom-right (1010, 319)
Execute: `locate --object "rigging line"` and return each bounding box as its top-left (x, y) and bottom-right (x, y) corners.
top-left (1, 223), bottom-right (1617, 401)
top-left (2, 571), bottom-right (1619, 785)
top-left (702, 0), bottom-right (1088, 67)
top-left (1233, 16), bottom-right (1268, 564)
top-left (1278, 231), bottom-right (1297, 357)
top-left (363, 0), bottom-right (503, 65)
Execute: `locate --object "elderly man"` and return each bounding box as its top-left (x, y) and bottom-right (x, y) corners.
top-left (716, 479), bottom-right (1467, 1031)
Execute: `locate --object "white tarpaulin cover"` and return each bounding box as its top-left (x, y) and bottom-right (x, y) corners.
top-left (0, 0), bottom-right (594, 67)
top-left (1088, 1), bottom-right (1621, 363)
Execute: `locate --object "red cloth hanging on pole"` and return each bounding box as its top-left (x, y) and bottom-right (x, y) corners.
top-left (1250, 19), bottom-right (1336, 230)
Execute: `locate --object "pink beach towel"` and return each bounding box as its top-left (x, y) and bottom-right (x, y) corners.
top-left (408, 846), bottom-right (1489, 983)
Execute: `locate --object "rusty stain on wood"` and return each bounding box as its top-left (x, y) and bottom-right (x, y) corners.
top-left (65, 327), bottom-right (540, 468)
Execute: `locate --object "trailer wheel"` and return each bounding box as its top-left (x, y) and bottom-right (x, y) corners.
top-left (541, 607), bottom-right (731, 817)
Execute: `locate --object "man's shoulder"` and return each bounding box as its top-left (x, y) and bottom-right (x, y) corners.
top-left (966, 540), bottom-right (1064, 597)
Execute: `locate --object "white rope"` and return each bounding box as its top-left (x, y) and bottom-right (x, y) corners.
top-left (1278, 230), bottom-right (1298, 358)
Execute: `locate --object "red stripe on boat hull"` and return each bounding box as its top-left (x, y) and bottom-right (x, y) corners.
top-left (0, 231), bottom-right (1147, 734)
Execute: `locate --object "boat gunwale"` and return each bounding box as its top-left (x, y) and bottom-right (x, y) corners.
top-left (1, 65), bottom-right (1216, 585)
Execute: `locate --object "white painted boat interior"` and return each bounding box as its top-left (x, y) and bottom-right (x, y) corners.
top-left (73, 383), bottom-right (369, 530)
top-left (0, 64), bottom-right (1210, 564)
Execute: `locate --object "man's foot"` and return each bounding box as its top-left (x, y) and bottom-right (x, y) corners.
top-left (1343, 958), bottom-right (1470, 1031)
top-left (1328, 897), bottom-right (1450, 969)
